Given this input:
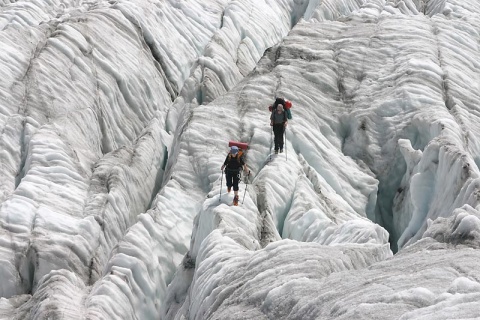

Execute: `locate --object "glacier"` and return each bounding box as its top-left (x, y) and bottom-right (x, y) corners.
top-left (1, 0), bottom-right (480, 319)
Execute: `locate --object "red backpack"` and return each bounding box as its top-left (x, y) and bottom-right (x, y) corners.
top-left (228, 141), bottom-right (248, 162)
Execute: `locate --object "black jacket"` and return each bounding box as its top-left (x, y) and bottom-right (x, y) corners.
top-left (223, 153), bottom-right (245, 172)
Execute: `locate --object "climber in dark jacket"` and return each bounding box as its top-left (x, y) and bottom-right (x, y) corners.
top-left (221, 146), bottom-right (249, 205)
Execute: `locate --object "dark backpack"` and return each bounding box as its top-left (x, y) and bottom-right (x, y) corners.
top-left (269, 97), bottom-right (292, 120)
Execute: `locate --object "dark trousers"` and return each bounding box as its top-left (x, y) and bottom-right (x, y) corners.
top-left (273, 124), bottom-right (285, 151)
top-left (226, 170), bottom-right (241, 191)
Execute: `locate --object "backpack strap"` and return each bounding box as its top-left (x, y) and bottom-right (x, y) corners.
top-left (271, 108), bottom-right (287, 123)
top-left (227, 152), bottom-right (241, 163)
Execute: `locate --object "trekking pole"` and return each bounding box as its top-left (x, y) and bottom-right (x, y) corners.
top-left (270, 125), bottom-right (273, 162)
top-left (242, 171), bottom-right (250, 204)
top-left (219, 169), bottom-right (223, 202)
top-left (285, 126), bottom-right (287, 161)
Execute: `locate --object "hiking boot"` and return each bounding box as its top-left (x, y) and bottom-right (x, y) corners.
top-left (233, 195), bottom-right (239, 206)
top-left (280, 149), bottom-right (283, 153)
top-left (227, 187), bottom-right (231, 193)
top-left (275, 150), bottom-right (279, 154)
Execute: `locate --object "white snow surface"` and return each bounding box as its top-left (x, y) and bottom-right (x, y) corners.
top-left (1, 0), bottom-right (480, 319)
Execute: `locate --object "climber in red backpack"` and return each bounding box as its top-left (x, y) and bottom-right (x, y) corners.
top-left (221, 145), bottom-right (249, 206)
